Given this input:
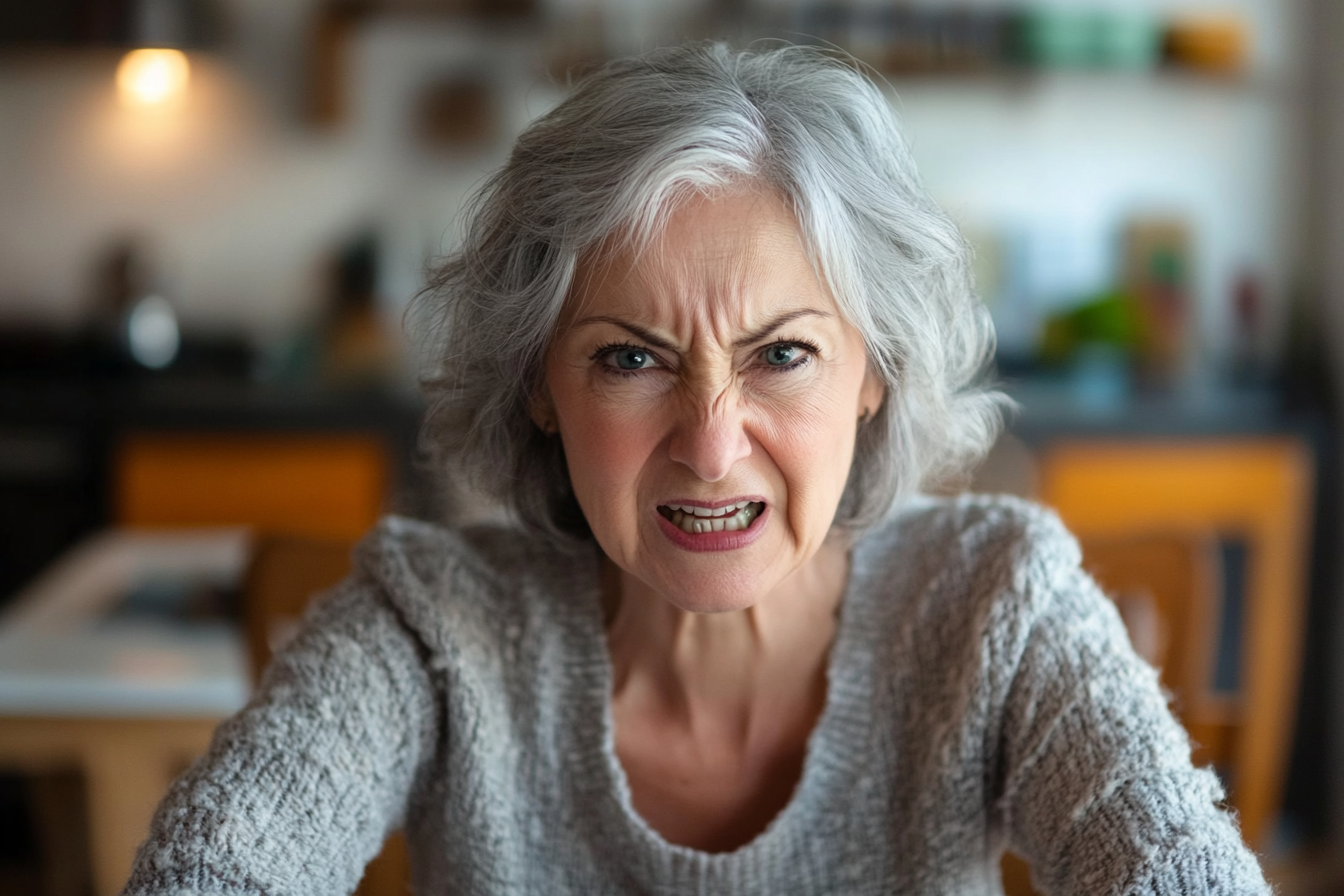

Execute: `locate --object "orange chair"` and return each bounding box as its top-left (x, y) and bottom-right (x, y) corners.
top-left (115, 433), bottom-right (403, 895)
top-left (114, 432), bottom-right (388, 541)
top-left (1002, 437), bottom-right (1312, 895)
top-left (1040, 437), bottom-right (1313, 850)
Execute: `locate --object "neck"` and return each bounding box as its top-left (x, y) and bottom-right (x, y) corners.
top-left (604, 540), bottom-right (849, 744)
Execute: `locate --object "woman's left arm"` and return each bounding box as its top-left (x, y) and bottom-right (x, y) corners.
top-left (997, 560), bottom-right (1272, 896)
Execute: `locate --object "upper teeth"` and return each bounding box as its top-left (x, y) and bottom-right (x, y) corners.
top-left (663, 501), bottom-right (762, 534)
top-left (666, 501), bottom-right (751, 518)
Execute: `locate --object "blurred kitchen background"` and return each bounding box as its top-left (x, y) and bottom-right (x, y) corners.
top-left (3, 0), bottom-right (1344, 894)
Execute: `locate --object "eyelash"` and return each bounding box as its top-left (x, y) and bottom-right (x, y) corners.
top-left (763, 339), bottom-right (820, 373)
top-left (591, 342), bottom-right (657, 379)
top-left (590, 339), bottom-right (820, 377)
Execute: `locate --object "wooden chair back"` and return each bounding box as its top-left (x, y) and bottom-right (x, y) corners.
top-left (241, 534), bottom-right (354, 682)
top-left (1003, 437), bottom-right (1311, 895)
top-left (1078, 532), bottom-right (1240, 771)
top-left (241, 533), bottom-right (410, 896)
top-left (1040, 437), bottom-right (1313, 849)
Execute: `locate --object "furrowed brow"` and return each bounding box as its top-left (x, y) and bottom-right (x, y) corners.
top-left (732, 309), bottom-right (831, 348)
top-left (570, 316), bottom-right (678, 354)
top-left (570, 308), bottom-right (831, 352)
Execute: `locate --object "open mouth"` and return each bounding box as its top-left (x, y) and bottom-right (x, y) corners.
top-left (657, 501), bottom-right (765, 535)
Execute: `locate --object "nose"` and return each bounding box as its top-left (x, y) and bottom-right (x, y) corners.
top-left (667, 393), bottom-right (752, 482)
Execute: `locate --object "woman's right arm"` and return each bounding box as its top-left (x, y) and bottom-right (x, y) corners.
top-left (120, 577), bottom-right (439, 896)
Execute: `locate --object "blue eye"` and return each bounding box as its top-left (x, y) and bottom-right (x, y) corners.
top-left (591, 342), bottom-right (661, 375)
top-left (763, 343), bottom-right (801, 366)
top-left (614, 348), bottom-right (651, 370)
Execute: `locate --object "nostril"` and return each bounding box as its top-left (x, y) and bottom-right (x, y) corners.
top-left (667, 419), bottom-right (752, 482)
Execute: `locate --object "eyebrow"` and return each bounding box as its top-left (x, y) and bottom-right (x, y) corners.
top-left (570, 309), bottom-right (832, 351)
top-left (731, 309), bottom-right (832, 347)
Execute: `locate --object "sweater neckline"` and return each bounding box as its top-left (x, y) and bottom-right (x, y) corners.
top-left (566, 535), bottom-right (886, 878)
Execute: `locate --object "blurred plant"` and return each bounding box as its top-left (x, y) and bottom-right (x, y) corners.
top-left (1039, 290), bottom-right (1144, 366)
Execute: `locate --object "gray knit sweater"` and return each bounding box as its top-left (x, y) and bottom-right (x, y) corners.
top-left (123, 494), bottom-right (1270, 895)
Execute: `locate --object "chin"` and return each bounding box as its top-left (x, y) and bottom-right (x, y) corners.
top-left (661, 590), bottom-right (761, 615)
top-left (645, 562), bottom-right (773, 614)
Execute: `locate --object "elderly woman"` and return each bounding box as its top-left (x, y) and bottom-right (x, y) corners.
top-left (124, 43), bottom-right (1268, 895)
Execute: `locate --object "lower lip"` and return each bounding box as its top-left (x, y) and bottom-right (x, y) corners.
top-left (654, 504), bottom-right (770, 553)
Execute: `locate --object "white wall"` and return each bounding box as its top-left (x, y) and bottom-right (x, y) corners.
top-left (0, 2), bottom-right (540, 337)
top-left (898, 70), bottom-right (1300, 363)
top-left (0, 0), bottom-right (1307, 368)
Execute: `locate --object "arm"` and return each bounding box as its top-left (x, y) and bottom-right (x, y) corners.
top-left (998, 562), bottom-right (1270, 895)
top-left (121, 578), bottom-right (438, 896)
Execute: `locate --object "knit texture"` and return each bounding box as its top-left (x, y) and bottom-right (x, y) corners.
top-left (122, 494), bottom-right (1270, 895)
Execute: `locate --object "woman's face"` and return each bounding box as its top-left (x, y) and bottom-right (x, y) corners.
top-left (540, 188), bottom-right (884, 613)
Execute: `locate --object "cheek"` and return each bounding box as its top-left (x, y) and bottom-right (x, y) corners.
top-left (757, 361), bottom-right (868, 521)
top-left (754, 391), bottom-right (859, 514)
top-left (558, 388), bottom-right (665, 520)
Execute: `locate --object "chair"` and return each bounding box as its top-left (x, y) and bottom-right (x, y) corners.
top-left (1001, 437), bottom-right (1312, 895)
top-left (1076, 532), bottom-right (1232, 772)
top-left (51, 432), bottom-right (395, 893)
top-left (1001, 531), bottom-right (1222, 896)
top-left (114, 432), bottom-right (388, 541)
top-left (241, 534), bottom-right (356, 682)
top-left (1039, 437), bottom-right (1313, 851)
top-left (242, 533), bottom-right (411, 896)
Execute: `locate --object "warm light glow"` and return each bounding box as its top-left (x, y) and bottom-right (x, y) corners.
top-left (117, 49), bottom-right (190, 108)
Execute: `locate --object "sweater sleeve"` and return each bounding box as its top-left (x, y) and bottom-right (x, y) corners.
top-left (120, 575), bottom-right (439, 896)
top-left (997, 542), bottom-right (1271, 895)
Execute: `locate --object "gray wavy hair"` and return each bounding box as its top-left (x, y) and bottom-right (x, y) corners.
top-left (413, 41), bottom-right (1007, 543)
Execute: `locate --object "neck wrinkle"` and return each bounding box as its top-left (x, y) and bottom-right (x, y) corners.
top-left (604, 542), bottom-right (848, 734)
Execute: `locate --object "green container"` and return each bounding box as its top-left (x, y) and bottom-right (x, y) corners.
top-left (1014, 8), bottom-right (1099, 67)
top-left (1013, 8), bottom-right (1161, 69)
top-left (1093, 12), bottom-right (1161, 69)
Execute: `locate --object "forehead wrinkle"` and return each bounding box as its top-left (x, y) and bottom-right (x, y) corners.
top-left (561, 188), bottom-right (836, 349)
top-left (659, 218), bottom-right (818, 351)
top-left (560, 240), bottom-right (649, 336)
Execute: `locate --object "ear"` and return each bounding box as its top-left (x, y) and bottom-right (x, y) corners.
top-left (858, 364), bottom-right (886, 421)
top-left (529, 386), bottom-right (557, 435)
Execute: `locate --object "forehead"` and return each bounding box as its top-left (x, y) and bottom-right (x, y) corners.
top-left (563, 188), bottom-right (836, 327)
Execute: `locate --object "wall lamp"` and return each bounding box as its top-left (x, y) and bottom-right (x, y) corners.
top-left (0, 1), bottom-right (222, 108)
top-left (116, 0), bottom-right (218, 108)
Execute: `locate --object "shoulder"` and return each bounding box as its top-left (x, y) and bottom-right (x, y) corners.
top-left (352, 514), bottom-right (590, 597)
top-left (847, 494), bottom-right (1094, 669)
top-left (340, 515), bottom-right (597, 661)
top-left (856, 492), bottom-right (1081, 602)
